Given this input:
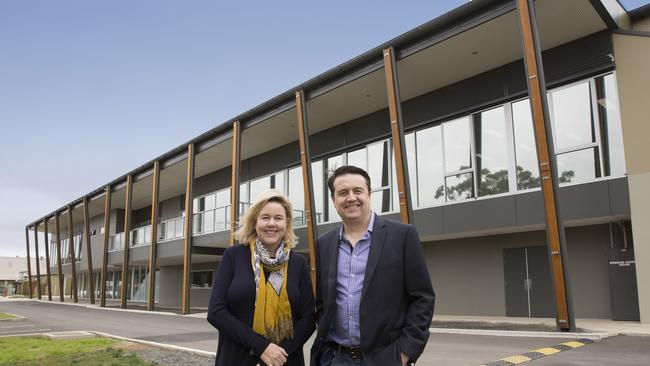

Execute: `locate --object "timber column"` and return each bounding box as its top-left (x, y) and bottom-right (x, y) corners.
top-left (147, 161), bottom-right (160, 311)
top-left (120, 175), bottom-right (133, 309)
top-left (33, 226), bottom-right (41, 299)
top-left (229, 121), bottom-right (242, 247)
top-left (383, 46), bottom-right (414, 224)
top-left (181, 144), bottom-right (195, 314)
top-left (67, 205), bottom-right (78, 303)
top-left (43, 218), bottom-right (52, 300)
top-left (25, 227), bottom-right (33, 298)
top-left (295, 90), bottom-right (318, 293)
top-left (516, 0), bottom-right (574, 331)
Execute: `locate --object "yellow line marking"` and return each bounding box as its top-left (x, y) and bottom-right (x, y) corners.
top-left (563, 341), bottom-right (585, 348)
top-left (535, 347), bottom-right (560, 355)
top-left (501, 355), bottom-right (532, 364)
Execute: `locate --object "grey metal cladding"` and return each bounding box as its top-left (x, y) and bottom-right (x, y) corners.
top-left (403, 67), bottom-right (507, 128)
top-left (344, 109), bottom-right (391, 147)
top-left (193, 167), bottom-right (231, 197)
top-left (516, 191), bottom-right (546, 227)
top-left (310, 125), bottom-right (347, 158)
top-left (413, 207), bottom-right (444, 237)
top-left (157, 240), bottom-right (184, 259)
top-left (128, 245), bottom-right (149, 263)
top-left (442, 195), bottom-right (517, 234)
top-left (609, 178), bottom-right (631, 217)
top-left (558, 180), bottom-right (611, 221)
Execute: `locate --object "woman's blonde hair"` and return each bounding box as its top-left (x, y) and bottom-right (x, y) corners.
top-left (236, 189), bottom-right (297, 248)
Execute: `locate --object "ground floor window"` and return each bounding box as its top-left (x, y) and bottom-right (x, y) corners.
top-left (191, 270), bottom-right (214, 288)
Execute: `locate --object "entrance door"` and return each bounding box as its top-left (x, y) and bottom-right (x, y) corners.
top-left (503, 246), bottom-right (554, 317)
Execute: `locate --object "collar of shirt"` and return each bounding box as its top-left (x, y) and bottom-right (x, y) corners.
top-left (338, 212), bottom-right (375, 245)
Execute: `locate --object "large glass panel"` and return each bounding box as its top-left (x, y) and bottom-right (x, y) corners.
top-left (475, 107), bottom-right (509, 196)
top-left (204, 194), bottom-right (216, 211)
top-left (239, 183), bottom-right (249, 208)
top-left (556, 148), bottom-right (599, 184)
top-left (443, 117), bottom-right (472, 172)
top-left (312, 160), bottom-right (324, 223)
top-left (166, 221), bottom-right (174, 240)
top-left (512, 99), bottom-right (541, 190)
top-left (596, 73), bottom-right (626, 177)
top-left (192, 270), bottom-right (214, 288)
top-left (272, 171), bottom-right (285, 194)
top-left (250, 176), bottom-right (271, 202)
top-left (368, 141), bottom-right (391, 212)
top-left (445, 172), bottom-right (474, 201)
top-left (204, 210), bottom-right (215, 233)
top-left (347, 148), bottom-right (366, 171)
top-left (287, 167), bottom-right (304, 226)
top-left (416, 125), bottom-right (445, 206)
top-left (216, 188), bottom-right (230, 207)
top-left (175, 219), bottom-right (184, 238)
top-left (551, 82), bottom-right (595, 150)
top-left (326, 155), bottom-right (344, 222)
top-left (405, 132), bottom-right (418, 206)
top-left (144, 226), bottom-right (151, 244)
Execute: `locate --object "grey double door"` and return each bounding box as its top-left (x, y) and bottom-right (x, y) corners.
top-left (503, 246), bottom-right (555, 317)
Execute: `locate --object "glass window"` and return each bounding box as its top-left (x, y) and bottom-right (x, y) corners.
top-left (272, 171), bottom-right (285, 194)
top-left (204, 194), bottom-right (216, 211)
top-left (416, 126), bottom-right (445, 206)
top-left (475, 106), bottom-right (509, 196)
top-left (556, 148), bottom-right (599, 184)
top-left (596, 73), bottom-right (626, 177)
top-left (204, 210), bottom-right (215, 233)
top-left (249, 176), bottom-right (270, 203)
top-left (239, 183), bottom-right (249, 214)
top-left (368, 141), bottom-right (391, 213)
top-left (551, 82), bottom-right (595, 151)
top-left (443, 117), bottom-right (472, 173)
top-left (192, 270), bottom-right (214, 288)
top-left (445, 173), bottom-right (474, 201)
top-left (326, 155), bottom-right (344, 222)
top-left (347, 148), bottom-right (366, 171)
top-left (512, 99), bottom-right (541, 190)
top-left (312, 160), bottom-right (324, 223)
top-left (288, 167), bottom-right (304, 226)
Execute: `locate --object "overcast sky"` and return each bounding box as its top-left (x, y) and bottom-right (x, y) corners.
top-left (1, 0), bottom-right (647, 257)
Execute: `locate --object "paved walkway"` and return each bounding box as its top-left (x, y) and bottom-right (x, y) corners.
top-left (2, 297), bottom-right (650, 365)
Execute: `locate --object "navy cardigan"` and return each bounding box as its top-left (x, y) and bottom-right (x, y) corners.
top-left (207, 244), bottom-right (316, 366)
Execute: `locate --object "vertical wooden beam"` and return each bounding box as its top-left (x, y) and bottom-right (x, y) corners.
top-left (383, 46), bottom-right (414, 224)
top-left (120, 176), bottom-right (133, 309)
top-left (147, 161), bottom-right (160, 311)
top-left (100, 186), bottom-right (112, 307)
top-left (25, 227), bottom-right (33, 299)
top-left (55, 212), bottom-right (64, 302)
top-left (516, 0), bottom-right (573, 331)
top-left (229, 121), bottom-right (242, 247)
top-left (295, 90), bottom-right (318, 294)
top-left (33, 225), bottom-right (41, 299)
top-left (43, 218), bottom-right (52, 301)
top-left (181, 144), bottom-right (195, 314)
top-left (83, 196), bottom-right (95, 305)
top-left (67, 205), bottom-right (78, 303)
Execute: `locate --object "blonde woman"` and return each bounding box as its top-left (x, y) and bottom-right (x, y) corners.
top-left (208, 189), bottom-right (315, 366)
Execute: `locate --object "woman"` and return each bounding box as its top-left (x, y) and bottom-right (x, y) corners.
top-left (207, 189), bottom-right (315, 366)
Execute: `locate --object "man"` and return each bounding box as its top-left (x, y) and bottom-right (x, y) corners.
top-left (311, 165), bottom-right (435, 366)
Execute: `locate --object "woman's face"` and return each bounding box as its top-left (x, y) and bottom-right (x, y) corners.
top-left (255, 201), bottom-right (287, 249)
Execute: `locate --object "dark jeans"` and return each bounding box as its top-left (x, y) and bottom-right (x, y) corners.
top-left (319, 344), bottom-right (366, 366)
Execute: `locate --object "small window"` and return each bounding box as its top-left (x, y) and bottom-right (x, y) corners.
top-left (191, 270), bottom-right (214, 288)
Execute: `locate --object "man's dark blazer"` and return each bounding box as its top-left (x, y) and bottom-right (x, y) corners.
top-left (310, 215), bottom-right (435, 366)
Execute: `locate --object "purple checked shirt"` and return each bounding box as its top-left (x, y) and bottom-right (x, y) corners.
top-left (328, 212), bottom-right (375, 347)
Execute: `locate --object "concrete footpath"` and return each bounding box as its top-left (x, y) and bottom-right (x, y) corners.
top-left (2, 297), bottom-right (650, 365)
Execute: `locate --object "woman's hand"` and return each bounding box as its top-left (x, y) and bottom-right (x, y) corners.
top-left (260, 343), bottom-right (288, 366)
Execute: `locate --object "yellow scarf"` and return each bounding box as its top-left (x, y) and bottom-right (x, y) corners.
top-left (250, 239), bottom-right (293, 344)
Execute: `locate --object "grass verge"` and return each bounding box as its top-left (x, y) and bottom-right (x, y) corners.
top-left (0, 312), bottom-right (20, 320)
top-left (0, 336), bottom-right (155, 366)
